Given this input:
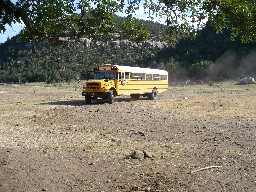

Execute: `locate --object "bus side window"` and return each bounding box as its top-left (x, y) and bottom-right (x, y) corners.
top-left (119, 72), bottom-right (124, 79)
top-left (160, 75), bottom-right (165, 80)
top-left (141, 73), bottom-right (146, 80)
top-left (125, 72), bottom-right (130, 79)
top-left (131, 73), bottom-right (139, 80)
top-left (153, 74), bottom-right (160, 80)
top-left (146, 74), bottom-right (152, 80)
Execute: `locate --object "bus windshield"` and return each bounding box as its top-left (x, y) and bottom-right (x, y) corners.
top-left (94, 72), bottom-right (118, 80)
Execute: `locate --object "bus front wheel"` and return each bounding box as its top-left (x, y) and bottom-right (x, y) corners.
top-left (108, 91), bottom-right (114, 104)
top-left (85, 96), bottom-right (92, 104)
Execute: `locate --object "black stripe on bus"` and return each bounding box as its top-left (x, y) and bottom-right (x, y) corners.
top-left (119, 89), bottom-right (141, 90)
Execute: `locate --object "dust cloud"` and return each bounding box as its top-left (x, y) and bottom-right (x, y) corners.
top-left (213, 50), bottom-right (256, 80)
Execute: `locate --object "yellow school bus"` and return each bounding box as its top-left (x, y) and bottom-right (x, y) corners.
top-left (82, 64), bottom-right (168, 104)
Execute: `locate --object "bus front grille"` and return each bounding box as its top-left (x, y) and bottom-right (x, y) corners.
top-left (86, 83), bottom-right (100, 90)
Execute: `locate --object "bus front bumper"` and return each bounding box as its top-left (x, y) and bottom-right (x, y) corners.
top-left (82, 92), bottom-right (109, 98)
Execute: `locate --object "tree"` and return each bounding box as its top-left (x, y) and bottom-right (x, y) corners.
top-left (189, 60), bottom-right (215, 79)
top-left (1, 0), bottom-right (256, 43)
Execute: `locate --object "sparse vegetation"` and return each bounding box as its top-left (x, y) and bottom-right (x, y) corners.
top-left (0, 81), bottom-right (255, 191)
top-left (1, 23), bottom-right (256, 84)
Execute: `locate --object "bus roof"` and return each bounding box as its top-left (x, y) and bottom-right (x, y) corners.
top-left (115, 65), bottom-right (168, 75)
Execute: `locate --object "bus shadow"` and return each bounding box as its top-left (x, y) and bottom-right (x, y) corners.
top-left (40, 97), bottom-right (150, 106)
top-left (115, 97), bottom-right (150, 102)
top-left (40, 100), bottom-right (85, 106)
top-left (115, 98), bottom-right (132, 102)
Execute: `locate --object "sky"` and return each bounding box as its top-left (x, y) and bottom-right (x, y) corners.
top-left (0, 0), bottom-right (23, 43)
top-left (0, 0), bottom-right (165, 44)
top-left (0, 22), bottom-right (25, 43)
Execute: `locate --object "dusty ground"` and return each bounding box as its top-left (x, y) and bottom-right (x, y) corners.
top-left (0, 81), bottom-right (255, 192)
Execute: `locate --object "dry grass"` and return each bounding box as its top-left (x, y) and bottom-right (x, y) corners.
top-left (0, 81), bottom-right (256, 192)
top-left (157, 82), bottom-right (256, 119)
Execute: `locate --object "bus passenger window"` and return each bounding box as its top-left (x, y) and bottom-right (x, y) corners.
top-left (125, 72), bottom-right (130, 79)
top-left (131, 73), bottom-right (140, 80)
top-left (146, 74), bottom-right (152, 80)
top-left (119, 72), bottom-right (124, 79)
top-left (141, 73), bottom-right (146, 80)
top-left (153, 74), bottom-right (160, 80)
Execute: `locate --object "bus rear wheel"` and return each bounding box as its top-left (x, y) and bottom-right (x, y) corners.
top-left (148, 89), bottom-right (157, 100)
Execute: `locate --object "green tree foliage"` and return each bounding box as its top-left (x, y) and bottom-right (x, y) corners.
top-left (189, 60), bottom-right (215, 79)
top-left (1, 0), bottom-right (256, 43)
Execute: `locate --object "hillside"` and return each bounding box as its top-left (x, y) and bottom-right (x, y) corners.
top-left (151, 24), bottom-right (256, 80)
top-left (0, 21), bottom-right (256, 83)
top-left (0, 19), bottom-right (169, 83)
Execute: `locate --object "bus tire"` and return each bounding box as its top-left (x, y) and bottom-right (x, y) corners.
top-left (108, 91), bottom-right (114, 104)
top-left (85, 96), bottom-right (91, 104)
top-left (149, 89), bottom-right (157, 100)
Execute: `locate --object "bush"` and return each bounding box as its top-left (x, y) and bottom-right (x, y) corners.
top-left (189, 60), bottom-right (215, 79)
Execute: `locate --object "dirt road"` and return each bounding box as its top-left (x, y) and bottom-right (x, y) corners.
top-left (0, 82), bottom-right (255, 191)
